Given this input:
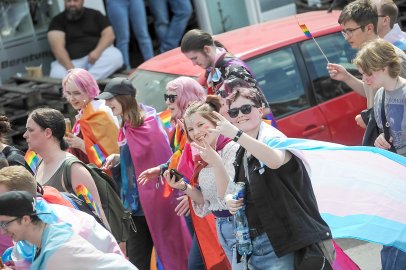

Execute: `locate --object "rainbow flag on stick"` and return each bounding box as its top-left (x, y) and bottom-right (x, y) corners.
top-left (296, 17), bottom-right (329, 63)
top-left (158, 109), bottom-right (172, 130)
top-left (76, 184), bottom-right (101, 217)
top-left (24, 150), bottom-right (41, 173)
top-left (89, 144), bottom-right (106, 167)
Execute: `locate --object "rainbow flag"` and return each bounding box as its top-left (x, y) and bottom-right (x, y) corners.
top-left (299, 23), bottom-right (313, 38)
top-left (158, 109), bottom-right (171, 130)
top-left (24, 150), bottom-right (41, 173)
top-left (76, 184), bottom-right (100, 217)
top-left (89, 144), bottom-right (106, 167)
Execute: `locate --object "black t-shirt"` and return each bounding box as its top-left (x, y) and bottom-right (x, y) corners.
top-left (48, 8), bottom-right (111, 59)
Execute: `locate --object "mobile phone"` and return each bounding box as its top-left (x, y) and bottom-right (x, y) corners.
top-left (169, 169), bottom-right (184, 182)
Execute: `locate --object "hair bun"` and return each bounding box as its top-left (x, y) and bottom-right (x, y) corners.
top-left (205, 95), bottom-right (221, 112)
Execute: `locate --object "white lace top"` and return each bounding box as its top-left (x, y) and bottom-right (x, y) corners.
top-left (192, 141), bottom-right (240, 217)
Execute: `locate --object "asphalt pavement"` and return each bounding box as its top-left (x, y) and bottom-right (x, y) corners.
top-left (336, 238), bottom-right (382, 270)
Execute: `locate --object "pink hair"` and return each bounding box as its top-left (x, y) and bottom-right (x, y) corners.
top-left (62, 68), bottom-right (100, 99)
top-left (166, 76), bottom-right (206, 120)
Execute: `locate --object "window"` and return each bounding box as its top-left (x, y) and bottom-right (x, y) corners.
top-left (300, 32), bottom-right (359, 103)
top-left (248, 47), bottom-right (309, 118)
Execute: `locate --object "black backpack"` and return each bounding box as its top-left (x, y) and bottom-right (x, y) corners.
top-left (62, 157), bottom-right (134, 242)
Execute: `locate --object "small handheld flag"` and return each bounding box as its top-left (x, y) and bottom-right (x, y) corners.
top-left (296, 17), bottom-right (329, 63)
top-left (299, 23), bottom-right (313, 38)
top-left (158, 109), bottom-right (172, 130)
top-left (24, 150), bottom-right (41, 173)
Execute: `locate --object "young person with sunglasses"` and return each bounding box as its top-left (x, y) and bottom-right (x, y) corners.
top-left (327, 0), bottom-right (406, 130)
top-left (198, 87), bottom-right (335, 269)
top-left (138, 76), bottom-right (205, 270)
top-left (163, 96), bottom-right (243, 269)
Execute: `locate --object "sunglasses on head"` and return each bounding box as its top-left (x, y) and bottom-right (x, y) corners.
top-left (227, 104), bottom-right (257, 118)
top-left (164, 94), bottom-right (177, 103)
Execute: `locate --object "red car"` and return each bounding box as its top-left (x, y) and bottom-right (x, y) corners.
top-left (129, 10), bottom-right (366, 145)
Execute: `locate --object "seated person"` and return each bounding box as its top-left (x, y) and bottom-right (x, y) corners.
top-left (47, 0), bottom-right (123, 80)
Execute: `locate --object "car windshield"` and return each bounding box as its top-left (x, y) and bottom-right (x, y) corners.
top-left (129, 70), bottom-right (194, 112)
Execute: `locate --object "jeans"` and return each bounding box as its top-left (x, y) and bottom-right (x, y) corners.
top-left (106, 0), bottom-right (154, 67)
top-left (381, 246), bottom-right (406, 270)
top-left (248, 233), bottom-right (294, 270)
top-left (148, 0), bottom-right (192, 52)
top-left (215, 216), bottom-right (243, 269)
top-left (50, 46), bottom-right (123, 80)
top-left (184, 215), bottom-right (205, 270)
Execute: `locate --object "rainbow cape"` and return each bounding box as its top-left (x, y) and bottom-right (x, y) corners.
top-left (262, 134), bottom-right (406, 251)
top-left (24, 150), bottom-right (41, 173)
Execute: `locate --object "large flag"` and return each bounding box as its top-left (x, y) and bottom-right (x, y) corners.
top-left (264, 137), bottom-right (406, 252)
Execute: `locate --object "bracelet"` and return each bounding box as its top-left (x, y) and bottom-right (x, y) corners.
top-left (179, 180), bottom-right (188, 192)
top-left (233, 129), bottom-right (243, 142)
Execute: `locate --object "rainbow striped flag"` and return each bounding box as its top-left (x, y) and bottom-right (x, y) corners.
top-left (299, 23), bottom-right (313, 38)
top-left (158, 109), bottom-right (171, 130)
top-left (24, 150), bottom-right (41, 173)
top-left (76, 184), bottom-right (100, 217)
top-left (89, 144), bottom-right (106, 167)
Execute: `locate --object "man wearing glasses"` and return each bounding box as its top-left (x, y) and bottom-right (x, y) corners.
top-left (327, 0), bottom-right (406, 128)
top-left (374, 0), bottom-right (406, 51)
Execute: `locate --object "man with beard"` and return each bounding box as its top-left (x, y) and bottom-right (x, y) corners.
top-left (48, 0), bottom-right (123, 80)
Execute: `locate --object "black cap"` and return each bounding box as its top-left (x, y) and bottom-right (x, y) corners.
top-left (96, 78), bottom-right (136, 100)
top-left (0, 191), bottom-right (36, 217)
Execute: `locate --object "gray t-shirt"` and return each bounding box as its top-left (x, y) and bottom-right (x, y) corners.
top-left (363, 43), bottom-right (406, 108)
top-left (374, 84), bottom-right (406, 150)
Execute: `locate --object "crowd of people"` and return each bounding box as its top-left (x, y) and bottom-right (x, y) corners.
top-left (0, 0), bottom-right (406, 269)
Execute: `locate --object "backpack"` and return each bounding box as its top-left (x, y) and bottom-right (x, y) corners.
top-left (38, 185), bottom-right (105, 227)
top-left (61, 157), bottom-right (134, 242)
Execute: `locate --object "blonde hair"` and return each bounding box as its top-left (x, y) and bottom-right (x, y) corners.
top-left (353, 39), bottom-right (400, 77)
top-left (0, 166), bottom-right (37, 196)
top-left (183, 95), bottom-right (221, 142)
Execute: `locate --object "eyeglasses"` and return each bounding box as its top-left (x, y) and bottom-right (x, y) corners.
top-left (227, 104), bottom-right (257, 118)
top-left (341, 26), bottom-right (363, 38)
top-left (164, 94), bottom-right (177, 103)
top-left (0, 217), bottom-right (20, 230)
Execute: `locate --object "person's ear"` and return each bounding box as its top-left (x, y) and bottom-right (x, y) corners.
top-left (203, 45), bottom-right (212, 55)
top-left (44, 127), bottom-right (53, 138)
top-left (366, 23), bottom-right (375, 34)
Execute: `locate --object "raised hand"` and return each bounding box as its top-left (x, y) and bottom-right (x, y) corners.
top-left (327, 63), bottom-right (350, 82)
top-left (211, 111), bottom-right (239, 139)
top-left (65, 133), bottom-right (85, 151)
top-left (191, 139), bottom-right (222, 166)
top-left (138, 166), bottom-right (161, 185)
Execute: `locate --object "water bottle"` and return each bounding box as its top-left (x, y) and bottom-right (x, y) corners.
top-left (233, 182), bottom-right (253, 258)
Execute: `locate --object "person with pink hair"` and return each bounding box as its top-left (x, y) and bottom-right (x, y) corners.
top-left (138, 76), bottom-right (206, 269)
top-left (62, 68), bottom-right (119, 167)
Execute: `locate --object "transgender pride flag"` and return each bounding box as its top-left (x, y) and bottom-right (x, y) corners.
top-left (264, 137), bottom-right (406, 252)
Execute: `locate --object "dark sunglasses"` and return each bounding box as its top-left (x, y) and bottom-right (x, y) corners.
top-left (164, 94), bottom-right (177, 103)
top-left (227, 104), bottom-right (257, 118)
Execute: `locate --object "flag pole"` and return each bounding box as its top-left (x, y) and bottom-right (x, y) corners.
top-left (311, 36), bottom-right (330, 63)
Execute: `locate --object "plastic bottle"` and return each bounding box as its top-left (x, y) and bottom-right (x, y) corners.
top-left (233, 182), bottom-right (253, 257)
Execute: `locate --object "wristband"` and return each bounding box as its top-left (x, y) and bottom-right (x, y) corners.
top-left (233, 130), bottom-right (243, 142)
top-left (180, 180), bottom-right (188, 192)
